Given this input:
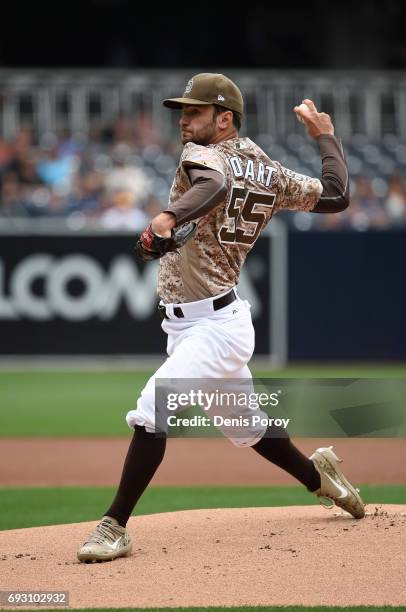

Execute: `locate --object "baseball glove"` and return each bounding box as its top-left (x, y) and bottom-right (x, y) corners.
top-left (135, 222), bottom-right (197, 261)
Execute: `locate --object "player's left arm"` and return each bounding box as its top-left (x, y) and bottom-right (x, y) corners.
top-left (294, 99), bottom-right (349, 213)
top-left (150, 165), bottom-right (227, 236)
top-left (151, 143), bottom-right (229, 236)
top-left (135, 166), bottom-right (226, 260)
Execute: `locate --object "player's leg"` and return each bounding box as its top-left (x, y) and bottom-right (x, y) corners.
top-left (100, 334), bottom-right (219, 533)
top-left (77, 337), bottom-right (182, 562)
top-left (220, 363), bottom-right (320, 489)
top-left (114, 300), bottom-right (256, 515)
top-left (251, 423), bottom-right (321, 490)
top-left (77, 427), bottom-right (166, 563)
top-left (253, 430), bottom-right (364, 517)
top-left (223, 364), bottom-right (364, 518)
top-left (78, 304), bottom-right (254, 562)
top-left (213, 302), bottom-right (319, 491)
top-left (103, 425), bottom-right (166, 527)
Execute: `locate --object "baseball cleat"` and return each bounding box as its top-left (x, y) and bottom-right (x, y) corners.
top-left (310, 446), bottom-right (365, 519)
top-left (77, 515), bottom-right (132, 562)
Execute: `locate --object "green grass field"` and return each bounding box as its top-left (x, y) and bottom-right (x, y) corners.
top-left (1, 366), bottom-right (405, 436)
top-left (1, 484), bottom-right (405, 531)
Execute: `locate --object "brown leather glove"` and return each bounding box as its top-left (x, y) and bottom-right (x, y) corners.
top-left (135, 222), bottom-right (197, 261)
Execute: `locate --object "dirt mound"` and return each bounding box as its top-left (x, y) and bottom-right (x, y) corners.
top-left (1, 505), bottom-right (405, 608)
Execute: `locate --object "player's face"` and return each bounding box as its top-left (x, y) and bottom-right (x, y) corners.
top-left (179, 105), bottom-right (218, 145)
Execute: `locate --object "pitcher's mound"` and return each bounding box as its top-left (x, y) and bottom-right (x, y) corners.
top-left (1, 505), bottom-right (405, 608)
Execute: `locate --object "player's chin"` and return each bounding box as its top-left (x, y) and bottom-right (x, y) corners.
top-left (181, 134), bottom-right (195, 145)
top-left (181, 135), bottom-right (209, 146)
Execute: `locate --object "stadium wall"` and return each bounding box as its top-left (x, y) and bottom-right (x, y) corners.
top-left (0, 229), bottom-right (404, 361)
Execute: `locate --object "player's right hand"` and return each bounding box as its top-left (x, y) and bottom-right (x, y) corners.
top-left (293, 99), bottom-right (334, 139)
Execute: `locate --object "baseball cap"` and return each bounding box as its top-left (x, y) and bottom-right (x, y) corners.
top-left (163, 73), bottom-right (244, 115)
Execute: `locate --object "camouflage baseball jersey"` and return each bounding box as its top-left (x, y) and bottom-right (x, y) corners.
top-left (158, 137), bottom-right (322, 303)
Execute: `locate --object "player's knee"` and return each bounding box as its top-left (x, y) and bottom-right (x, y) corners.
top-left (126, 408), bottom-right (155, 432)
top-left (133, 424), bottom-right (157, 434)
top-left (227, 423), bottom-right (268, 448)
top-left (228, 436), bottom-right (262, 448)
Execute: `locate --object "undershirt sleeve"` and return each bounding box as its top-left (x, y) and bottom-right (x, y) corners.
top-left (162, 166), bottom-right (227, 225)
top-left (311, 134), bottom-right (349, 213)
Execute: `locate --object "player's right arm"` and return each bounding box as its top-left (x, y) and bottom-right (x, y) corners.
top-left (293, 99), bottom-right (349, 213)
top-left (274, 99), bottom-right (349, 214)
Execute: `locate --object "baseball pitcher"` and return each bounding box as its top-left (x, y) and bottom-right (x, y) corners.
top-left (77, 73), bottom-right (364, 563)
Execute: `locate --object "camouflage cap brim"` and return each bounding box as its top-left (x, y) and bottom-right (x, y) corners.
top-left (163, 97), bottom-right (212, 109)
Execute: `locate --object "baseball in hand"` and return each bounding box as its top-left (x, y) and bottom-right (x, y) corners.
top-left (295, 103), bottom-right (309, 123)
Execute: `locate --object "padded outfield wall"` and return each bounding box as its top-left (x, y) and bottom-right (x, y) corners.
top-left (0, 227), bottom-right (404, 362)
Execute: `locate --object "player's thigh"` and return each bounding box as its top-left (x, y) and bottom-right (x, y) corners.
top-left (126, 330), bottom-right (237, 431)
top-left (207, 363), bottom-right (268, 447)
top-left (209, 305), bottom-right (255, 372)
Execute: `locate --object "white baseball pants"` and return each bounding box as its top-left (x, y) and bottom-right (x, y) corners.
top-left (126, 287), bottom-right (268, 446)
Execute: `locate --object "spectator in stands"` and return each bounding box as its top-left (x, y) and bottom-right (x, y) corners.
top-left (133, 111), bottom-right (161, 147)
top-left (100, 189), bottom-right (149, 230)
top-left (69, 170), bottom-right (105, 216)
top-left (0, 138), bottom-right (13, 171)
top-left (143, 195), bottom-right (165, 220)
top-left (346, 177), bottom-right (389, 230)
top-left (384, 174), bottom-right (406, 224)
top-left (36, 135), bottom-right (78, 193)
top-left (1, 172), bottom-right (26, 216)
top-left (104, 143), bottom-right (150, 204)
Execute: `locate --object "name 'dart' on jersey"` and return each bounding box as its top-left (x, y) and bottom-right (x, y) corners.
top-left (228, 155), bottom-right (276, 187)
top-left (219, 155), bottom-right (276, 246)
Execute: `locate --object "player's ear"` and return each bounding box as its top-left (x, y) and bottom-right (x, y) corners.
top-left (218, 110), bottom-right (233, 129)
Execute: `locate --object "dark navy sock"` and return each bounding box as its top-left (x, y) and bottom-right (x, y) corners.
top-left (105, 425), bottom-right (166, 527)
top-left (252, 426), bottom-right (321, 492)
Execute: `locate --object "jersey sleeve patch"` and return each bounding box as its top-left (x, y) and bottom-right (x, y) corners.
top-left (181, 143), bottom-right (226, 176)
top-left (275, 163), bottom-right (323, 212)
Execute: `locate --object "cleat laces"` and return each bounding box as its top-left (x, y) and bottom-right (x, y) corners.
top-left (85, 520), bottom-right (124, 545)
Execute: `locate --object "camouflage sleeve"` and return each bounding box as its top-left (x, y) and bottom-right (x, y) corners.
top-left (181, 143), bottom-right (227, 176)
top-left (273, 162), bottom-right (323, 212)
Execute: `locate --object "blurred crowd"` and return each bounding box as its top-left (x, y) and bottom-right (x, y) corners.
top-left (1, 117), bottom-right (406, 232)
top-left (0, 115), bottom-right (177, 231)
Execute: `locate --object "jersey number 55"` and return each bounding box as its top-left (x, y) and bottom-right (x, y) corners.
top-left (218, 187), bottom-right (276, 246)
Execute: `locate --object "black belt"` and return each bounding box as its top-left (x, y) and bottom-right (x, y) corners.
top-left (158, 289), bottom-right (237, 320)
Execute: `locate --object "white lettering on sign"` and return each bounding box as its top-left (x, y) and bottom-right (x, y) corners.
top-left (0, 254), bottom-right (261, 322)
top-left (0, 255), bottom-right (159, 321)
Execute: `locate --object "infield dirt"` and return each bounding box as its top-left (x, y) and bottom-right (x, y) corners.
top-left (1, 505), bottom-right (405, 608)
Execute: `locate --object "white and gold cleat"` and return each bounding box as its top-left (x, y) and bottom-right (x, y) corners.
top-left (77, 516), bottom-right (132, 562)
top-left (310, 446), bottom-right (365, 519)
